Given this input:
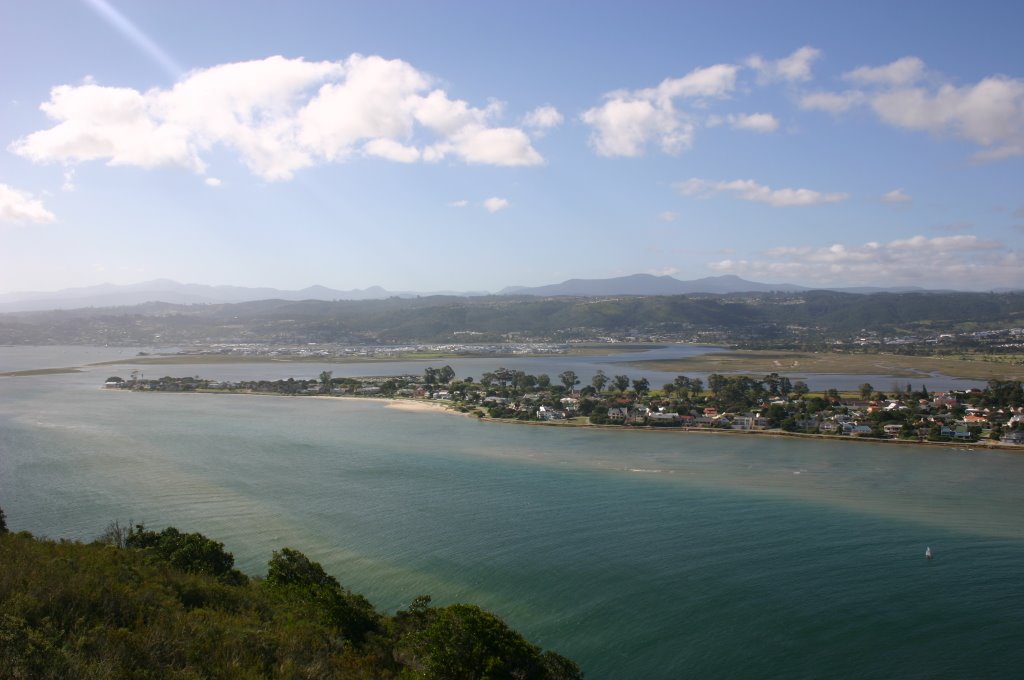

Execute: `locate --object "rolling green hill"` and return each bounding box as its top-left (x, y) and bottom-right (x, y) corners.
top-left (1, 291), bottom-right (1023, 345)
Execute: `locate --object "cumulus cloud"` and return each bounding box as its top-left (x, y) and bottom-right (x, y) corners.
top-left (709, 234), bottom-right (1018, 289)
top-left (483, 197), bottom-right (509, 213)
top-left (870, 76), bottom-right (1024, 159)
top-left (728, 112), bottom-right (779, 133)
top-left (204, 177), bottom-right (222, 187)
top-left (747, 46), bottom-right (821, 83)
top-left (676, 177), bottom-right (849, 207)
top-left (448, 199), bottom-right (468, 208)
top-left (0, 183), bottom-right (57, 223)
top-left (799, 90), bottom-right (865, 114)
top-left (522, 105), bottom-right (563, 130)
top-left (581, 63), bottom-right (738, 157)
top-left (844, 57), bottom-right (925, 86)
top-left (362, 138), bottom-right (421, 163)
top-left (802, 56), bottom-right (1024, 161)
top-left (880, 188), bottom-right (911, 203)
top-left (9, 54), bottom-right (546, 181)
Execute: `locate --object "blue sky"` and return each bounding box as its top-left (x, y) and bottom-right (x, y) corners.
top-left (1, 0), bottom-right (1022, 294)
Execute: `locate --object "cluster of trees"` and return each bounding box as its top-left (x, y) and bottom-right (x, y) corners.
top-left (0, 510), bottom-right (582, 679)
top-left (417, 367), bottom-right (1024, 442)
top-left (474, 368), bottom-right (814, 424)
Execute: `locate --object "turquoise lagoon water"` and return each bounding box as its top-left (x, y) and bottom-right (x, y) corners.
top-left (1, 349), bottom-right (1022, 677)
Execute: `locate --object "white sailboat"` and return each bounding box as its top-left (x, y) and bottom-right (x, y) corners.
top-left (925, 546), bottom-right (933, 560)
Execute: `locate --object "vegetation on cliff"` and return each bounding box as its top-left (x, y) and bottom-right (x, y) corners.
top-left (0, 516), bottom-right (581, 679)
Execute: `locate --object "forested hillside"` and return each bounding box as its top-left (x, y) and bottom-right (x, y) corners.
top-left (1, 291), bottom-right (1023, 345)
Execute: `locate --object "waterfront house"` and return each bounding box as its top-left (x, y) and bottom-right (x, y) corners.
top-left (731, 415), bottom-right (755, 430)
top-left (1001, 430), bottom-right (1024, 445)
top-left (608, 407), bottom-right (628, 422)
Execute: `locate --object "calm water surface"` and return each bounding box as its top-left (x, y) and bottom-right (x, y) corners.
top-left (1, 347), bottom-right (1020, 678)
top-left (37, 342), bottom-right (985, 392)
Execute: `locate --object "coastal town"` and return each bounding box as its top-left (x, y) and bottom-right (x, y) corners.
top-left (104, 367), bottom-right (1024, 447)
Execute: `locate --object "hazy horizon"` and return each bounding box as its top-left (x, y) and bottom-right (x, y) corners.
top-left (2, 1), bottom-right (1022, 294)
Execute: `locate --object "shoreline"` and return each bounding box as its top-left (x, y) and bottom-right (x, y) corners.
top-left (101, 387), bottom-right (1020, 452)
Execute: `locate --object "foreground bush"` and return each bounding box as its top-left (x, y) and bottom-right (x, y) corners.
top-left (0, 516), bottom-right (581, 679)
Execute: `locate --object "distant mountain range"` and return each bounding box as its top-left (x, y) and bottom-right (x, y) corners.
top-left (0, 279), bottom-right (485, 313)
top-left (500, 274), bottom-right (810, 296)
top-left (0, 274), bottom-right (951, 313)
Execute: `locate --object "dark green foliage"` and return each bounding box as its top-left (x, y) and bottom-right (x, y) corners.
top-left (0, 505), bottom-right (7, 533)
top-left (267, 546), bottom-right (340, 590)
top-left (125, 524), bottom-right (247, 585)
top-left (265, 548), bottom-right (380, 643)
top-left (0, 527), bottom-right (581, 679)
top-left (396, 600), bottom-right (582, 680)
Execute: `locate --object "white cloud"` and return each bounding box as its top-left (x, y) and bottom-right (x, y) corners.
top-left (844, 57), bottom-right (925, 86)
top-left (649, 63), bottom-right (739, 100)
top-left (728, 112), bottom-right (779, 133)
top-left (448, 199), bottom-right (468, 208)
top-left (483, 197), bottom-right (509, 213)
top-left (442, 126), bottom-right (543, 166)
top-left (657, 211), bottom-right (678, 222)
top-left (362, 138), bottom-right (420, 163)
top-left (581, 63), bottom-right (737, 157)
top-left (880, 188), bottom-right (911, 203)
top-left (10, 54), bottom-right (545, 181)
top-left (523, 105), bottom-right (563, 130)
top-left (581, 98), bottom-right (690, 156)
top-left (747, 46), bottom-right (821, 83)
top-left (676, 178), bottom-right (849, 207)
top-left (0, 183), bottom-right (56, 223)
top-left (204, 177), bottom-right (222, 187)
top-left (798, 90), bottom-right (864, 114)
top-left (709, 234), bottom-right (1018, 289)
top-left (802, 56), bottom-right (1024, 161)
top-left (62, 168), bottom-right (75, 192)
top-left (11, 83), bottom-right (204, 172)
top-left (870, 76), bottom-right (1024, 159)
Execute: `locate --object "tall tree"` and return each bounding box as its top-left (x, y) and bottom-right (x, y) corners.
top-left (591, 370), bottom-right (609, 393)
top-left (632, 377), bottom-right (650, 400)
top-left (689, 378), bottom-right (704, 399)
top-left (319, 370), bottom-right (333, 394)
top-left (613, 374), bottom-right (631, 393)
top-left (859, 382), bottom-right (874, 400)
top-left (559, 370), bottom-right (580, 393)
top-left (707, 373), bottom-right (727, 398)
top-left (778, 377), bottom-right (792, 397)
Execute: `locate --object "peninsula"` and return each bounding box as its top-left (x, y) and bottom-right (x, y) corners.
top-left (103, 366), bottom-right (1024, 447)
